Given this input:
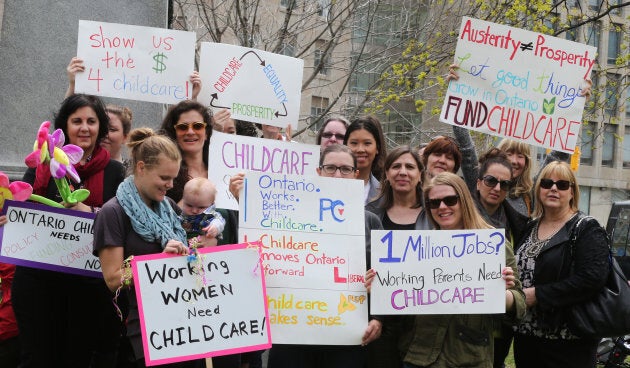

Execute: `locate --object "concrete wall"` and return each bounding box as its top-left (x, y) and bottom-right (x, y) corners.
top-left (0, 0), bottom-right (168, 180)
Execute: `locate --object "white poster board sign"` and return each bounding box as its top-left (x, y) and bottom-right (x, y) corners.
top-left (239, 172), bottom-right (368, 345)
top-left (132, 243), bottom-right (271, 366)
top-left (208, 131), bottom-right (320, 210)
top-left (370, 229), bottom-right (506, 314)
top-left (198, 43), bottom-right (304, 128)
top-left (0, 200), bottom-right (101, 277)
top-left (76, 20), bottom-right (196, 104)
top-left (440, 16), bottom-right (596, 153)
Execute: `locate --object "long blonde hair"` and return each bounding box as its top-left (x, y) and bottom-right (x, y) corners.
top-left (424, 172), bottom-right (493, 230)
top-left (532, 161), bottom-right (580, 219)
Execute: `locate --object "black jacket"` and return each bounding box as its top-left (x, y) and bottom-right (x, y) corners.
top-left (518, 213), bottom-right (610, 328)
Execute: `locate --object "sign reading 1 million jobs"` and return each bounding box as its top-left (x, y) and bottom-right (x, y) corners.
top-left (441, 17), bottom-right (596, 153)
top-left (198, 43), bottom-right (304, 129)
top-left (239, 172), bottom-right (368, 345)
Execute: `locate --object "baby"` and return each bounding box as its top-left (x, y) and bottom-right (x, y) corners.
top-left (179, 177), bottom-right (225, 240)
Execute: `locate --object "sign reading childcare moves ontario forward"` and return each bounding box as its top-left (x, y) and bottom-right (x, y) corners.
top-left (440, 17), bottom-right (596, 153)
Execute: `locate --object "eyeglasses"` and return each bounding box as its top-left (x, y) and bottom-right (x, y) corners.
top-left (482, 175), bottom-right (512, 191)
top-left (320, 164), bottom-right (356, 175)
top-left (174, 121), bottom-right (207, 132)
top-left (539, 178), bottom-right (572, 191)
top-left (427, 195), bottom-right (460, 209)
top-left (321, 132), bottom-right (346, 141)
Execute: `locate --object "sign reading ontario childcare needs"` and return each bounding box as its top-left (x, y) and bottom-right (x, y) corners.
top-left (0, 200), bottom-right (101, 277)
top-left (370, 229), bottom-right (506, 314)
top-left (75, 20), bottom-right (196, 104)
top-left (198, 43), bottom-right (304, 128)
top-left (239, 172), bottom-right (368, 345)
top-left (132, 243), bottom-right (270, 366)
top-left (208, 131), bottom-right (320, 211)
top-left (440, 17), bottom-right (596, 153)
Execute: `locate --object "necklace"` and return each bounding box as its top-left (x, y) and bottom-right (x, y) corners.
top-left (524, 213), bottom-right (578, 258)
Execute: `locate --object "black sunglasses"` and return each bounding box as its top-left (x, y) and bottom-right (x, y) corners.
top-left (482, 175), bottom-right (512, 191)
top-left (321, 132), bottom-right (346, 141)
top-left (427, 195), bottom-right (460, 209)
top-left (539, 178), bottom-right (572, 191)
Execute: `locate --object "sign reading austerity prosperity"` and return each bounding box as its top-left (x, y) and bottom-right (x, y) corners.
top-left (441, 16), bottom-right (596, 153)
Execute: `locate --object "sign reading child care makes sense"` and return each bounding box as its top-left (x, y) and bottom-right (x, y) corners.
top-left (198, 43), bottom-right (304, 128)
top-left (208, 131), bottom-right (320, 211)
top-left (370, 229), bottom-right (506, 315)
top-left (239, 172), bottom-right (368, 345)
top-left (76, 20), bottom-right (196, 104)
top-left (132, 243), bottom-right (270, 366)
top-left (0, 200), bottom-right (101, 277)
top-left (441, 17), bottom-right (596, 153)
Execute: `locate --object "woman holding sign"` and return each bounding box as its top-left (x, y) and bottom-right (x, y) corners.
top-left (94, 128), bottom-right (206, 368)
top-left (386, 172), bottom-right (525, 368)
top-left (12, 94), bottom-right (125, 367)
top-left (512, 162), bottom-right (609, 368)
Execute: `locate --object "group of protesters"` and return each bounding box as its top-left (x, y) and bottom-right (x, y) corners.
top-left (0, 58), bottom-right (612, 368)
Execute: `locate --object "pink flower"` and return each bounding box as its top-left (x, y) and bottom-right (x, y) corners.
top-left (0, 171), bottom-right (33, 210)
top-left (24, 121), bottom-right (83, 182)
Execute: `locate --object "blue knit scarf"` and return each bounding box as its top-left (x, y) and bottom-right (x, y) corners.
top-left (116, 176), bottom-right (187, 248)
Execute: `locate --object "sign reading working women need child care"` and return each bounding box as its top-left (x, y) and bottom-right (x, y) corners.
top-left (132, 243), bottom-right (270, 366)
top-left (75, 20), bottom-right (196, 104)
top-left (198, 43), bottom-right (304, 128)
top-left (239, 172), bottom-right (368, 345)
top-left (440, 16), bottom-right (596, 153)
top-left (0, 200), bottom-right (101, 277)
top-left (370, 229), bottom-right (506, 314)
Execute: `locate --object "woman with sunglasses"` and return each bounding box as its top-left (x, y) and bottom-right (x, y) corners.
top-left (364, 146), bottom-right (430, 368)
top-left (267, 144), bottom-right (383, 368)
top-left (159, 100), bottom-right (213, 203)
top-left (512, 161), bottom-right (609, 368)
top-left (391, 172), bottom-right (524, 368)
top-left (316, 115), bottom-right (350, 150)
top-left (344, 116), bottom-right (387, 204)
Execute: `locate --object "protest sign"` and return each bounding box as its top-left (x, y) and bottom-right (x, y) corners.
top-left (240, 172), bottom-right (368, 345)
top-left (208, 131), bottom-right (320, 210)
top-left (75, 20), bottom-right (196, 104)
top-left (132, 242), bottom-right (270, 366)
top-left (0, 200), bottom-right (100, 277)
top-left (440, 16), bottom-right (596, 153)
top-left (370, 229), bottom-right (506, 314)
top-left (197, 43), bottom-right (304, 128)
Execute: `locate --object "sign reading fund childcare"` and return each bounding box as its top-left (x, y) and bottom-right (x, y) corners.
top-left (75, 20), bottom-right (196, 104)
top-left (198, 43), bottom-right (304, 128)
top-left (441, 17), bottom-right (596, 153)
top-left (132, 243), bottom-right (270, 366)
top-left (239, 172), bottom-right (368, 345)
top-left (0, 200), bottom-right (100, 277)
top-left (370, 229), bottom-right (506, 314)
top-left (208, 131), bottom-right (320, 210)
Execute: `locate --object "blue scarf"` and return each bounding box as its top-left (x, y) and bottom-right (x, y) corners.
top-left (116, 176), bottom-right (187, 248)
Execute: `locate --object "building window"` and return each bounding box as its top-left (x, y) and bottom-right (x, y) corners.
top-left (585, 22), bottom-right (600, 50)
top-left (310, 96), bottom-right (329, 130)
top-left (589, 0), bottom-right (602, 11)
top-left (579, 185), bottom-right (591, 215)
top-left (624, 126), bottom-right (630, 168)
top-left (602, 123), bottom-right (617, 167)
top-left (606, 73), bottom-right (620, 117)
top-left (279, 35), bottom-right (296, 57)
top-left (317, 0), bottom-right (331, 17)
top-left (314, 41), bottom-right (330, 76)
top-left (608, 24), bottom-right (622, 65)
top-left (581, 122), bottom-right (596, 165)
top-left (280, 0), bottom-right (296, 10)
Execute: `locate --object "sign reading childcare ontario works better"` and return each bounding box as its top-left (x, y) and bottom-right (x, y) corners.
top-left (208, 131), bottom-right (320, 211)
top-left (198, 43), bottom-right (304, 128)
top-left (440, 17), bottom-right (596, 153)
top-left (0, 200), bottom-right (100, 277)
top-left (132, 243), bottom-right (270, 366)
top-left (370, 229), bottom-right (506, 314)
top-left (76, 20), bottom-right (196, 104)
top-left (239, 172), bottom-right (368, 345)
